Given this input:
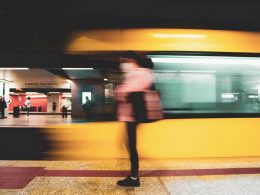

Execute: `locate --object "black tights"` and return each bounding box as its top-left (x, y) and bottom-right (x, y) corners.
top-left (0, 109), bottom-right (4, 118)
top-left (62, 106), bottom-right (67, 118)
top-left (126, 122), bottom-right (139, 177)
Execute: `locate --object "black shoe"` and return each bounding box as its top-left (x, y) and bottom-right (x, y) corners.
top-left (117, 176), bottom-right (140, 187)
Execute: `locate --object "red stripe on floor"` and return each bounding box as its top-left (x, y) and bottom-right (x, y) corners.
top-left (2, 167), bottom-right (260, 189)
top-left (40, 170), bottom-right (129, 177)
top-left (40, 167), bottom-right (260, 177)
top-left (0, 167), bottom-right (45, 189)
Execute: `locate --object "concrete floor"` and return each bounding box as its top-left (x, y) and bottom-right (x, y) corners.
top-left (1, 158), bottom-right (260, 194)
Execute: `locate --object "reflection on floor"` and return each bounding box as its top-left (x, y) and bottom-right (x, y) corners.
top-left (1, 158), bottom-right (260, 194)
top-left (0, 115), bottom-right (87, 126)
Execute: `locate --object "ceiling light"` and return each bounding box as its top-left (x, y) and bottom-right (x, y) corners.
top-left (0, 79), bottom-right (13, 83)
top-left (153, 34), bottom-right (207, 38)
top-left (0, 68), bottom-right (29, 70)
top-left (222, 93), bottom-right (235, 99)
top-left (104, 78), bottom-right (108, 81)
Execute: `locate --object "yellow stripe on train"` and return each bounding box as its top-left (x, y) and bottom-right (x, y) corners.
top-left (65, 29), bottom-right (260, 53)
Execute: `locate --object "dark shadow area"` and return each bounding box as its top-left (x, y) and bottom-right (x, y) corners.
top-left (0, 127), bottom-right (51, 160)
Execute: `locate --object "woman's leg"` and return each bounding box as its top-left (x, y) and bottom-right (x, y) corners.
top-left (117, 122), bottom-right (140, 187)
top-left (62, 106), bottom-right (65, 118)
top-left (0, 109), bottom-right (4, 118)
top-left (127, 122), bottom-right (139, 177)
top-left (65, 107), bottom-right (67, 118)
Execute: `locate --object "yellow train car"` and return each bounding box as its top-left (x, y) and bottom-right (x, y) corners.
top-left (47, 29), bottom-right (260, 159)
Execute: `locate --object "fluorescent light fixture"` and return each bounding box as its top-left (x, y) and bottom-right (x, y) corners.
top-left (151, 56), bottom-right (260, 66)
top-left (0, 68), bottom-right (29, 70)
top-left (0, 79), bottom-right (13, 83)
top-left (153, 34), bottom-right (207, 38)
top-left (104, 78), bottom-right (108, 81)
top-left (248, 95), bottom-right (258, 98)
top-left (222, 93), bottom-right (235, 99)
top-left (62, 68), bottom-right (93, 70)
top-left (26, 92), bottom-right (39, 94)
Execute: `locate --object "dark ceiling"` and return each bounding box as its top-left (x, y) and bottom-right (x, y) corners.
top-left (1, 0), bottom-right (260, 67)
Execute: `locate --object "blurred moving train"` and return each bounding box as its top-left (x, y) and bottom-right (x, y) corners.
top-left (3, 28), bottom-right (260, 160)
top-left (67, 29), bottom-right (260, 117)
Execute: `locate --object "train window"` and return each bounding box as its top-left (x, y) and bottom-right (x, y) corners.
top-left (148, 55), bottom-right (260, 115)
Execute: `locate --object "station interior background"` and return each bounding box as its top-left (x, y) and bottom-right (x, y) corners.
top-left (0, 67), bottom-right (120, 119)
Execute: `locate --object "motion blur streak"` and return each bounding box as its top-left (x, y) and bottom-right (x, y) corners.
top-left (66, 29), bottom-right (260, 53)
top-left (45, 118), bottom-right (260, 160)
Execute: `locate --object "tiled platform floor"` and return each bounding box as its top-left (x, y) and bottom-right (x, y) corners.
top-left (1, 158), bottom-right (260, 194)
top-left (0, 115), bottom-right (87, 126)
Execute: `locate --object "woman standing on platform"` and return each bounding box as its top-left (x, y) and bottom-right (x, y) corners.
top-left (115, 51), bottom-right (162, 187)
top-left (0, 96), bottom-right (5, 119)
top-left (25, 97), bottom-right (31, 116)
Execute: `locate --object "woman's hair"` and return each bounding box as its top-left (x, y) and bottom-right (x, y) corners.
top-left (121, 51), bottom-right (142, 62)
top-left (121, 51), bottom-right (153, 69)
top-left (140, 57), bottom-right (154, 69)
